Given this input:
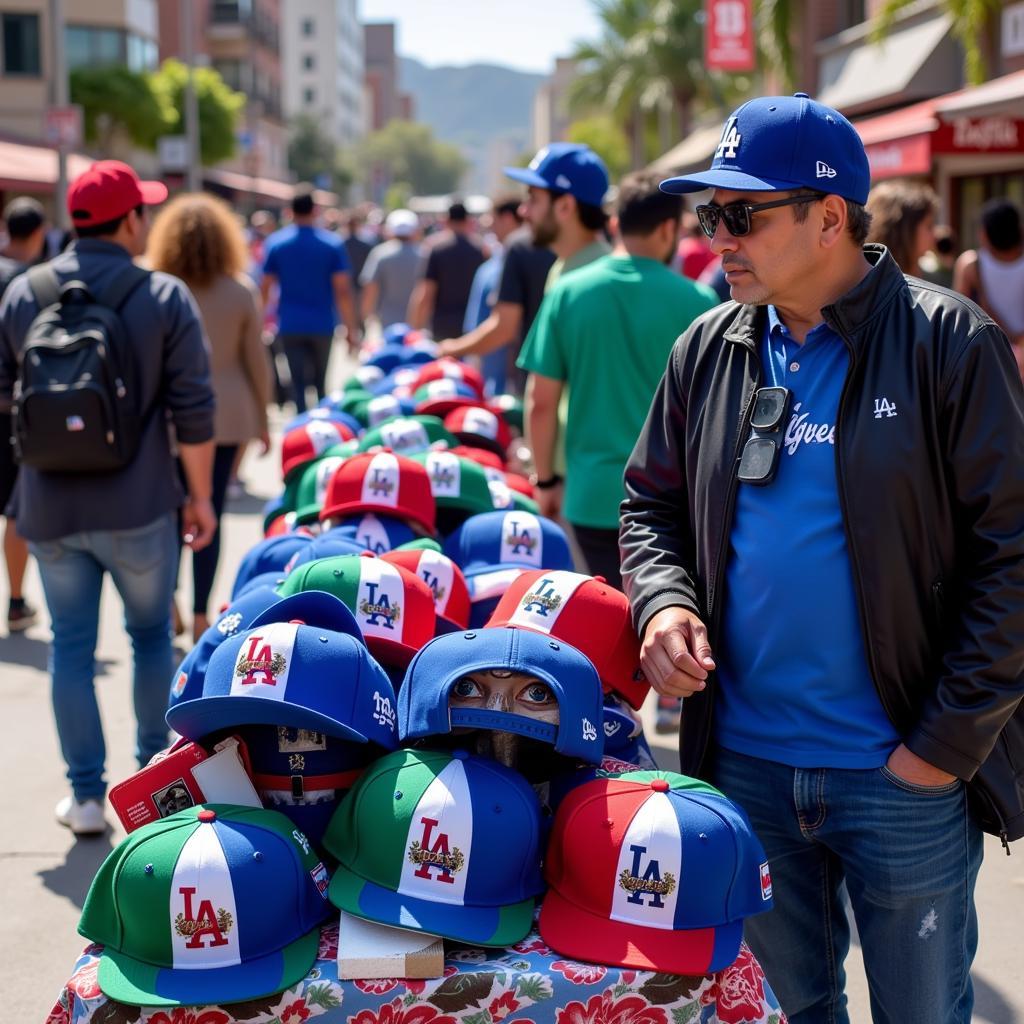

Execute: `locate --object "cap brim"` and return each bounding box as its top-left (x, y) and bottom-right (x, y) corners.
top-left (139, 180), bottom-right (170, 206)
top-left (539, 888), bottom-right (742, 974)
top-left (660, 169), bottom-right (805, 195)
top-left (366, 634), bottom-right (420, 669)
top-left (97, 922), bottom-right (319, 1007)
top-left (165, 694), bottom-right (386, 748)
top-left (329, 866), bottom-right (535, 947)
top-left (504, 166), bottom-right (550, 191)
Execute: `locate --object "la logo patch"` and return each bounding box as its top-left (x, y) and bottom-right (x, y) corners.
top-left (618, 844), bottom-right (677, 908)
top-left (235, 634), bottom-right (287, 687)
top-left (407, 816), bottom-right (464, 883)
top-left (359, 579), bottom-right (402, 631)
top-left (174, 886), bottom-right (232, 949)
top-left (715, 116), bottom-right (742, 160)
top-left (520, 576), bottom-right (563, 616)
top-left (760, 861), bottom-right (773, 900)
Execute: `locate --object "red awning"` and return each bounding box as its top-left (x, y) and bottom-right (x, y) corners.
top-left (0, 138), bottom-right (92, 192)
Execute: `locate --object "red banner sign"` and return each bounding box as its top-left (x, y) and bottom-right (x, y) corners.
top-left (705, 0), bottom-right (755, 72)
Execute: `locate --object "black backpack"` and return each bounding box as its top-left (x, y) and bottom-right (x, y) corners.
top-left (12, 262), bottom-right (150, 473)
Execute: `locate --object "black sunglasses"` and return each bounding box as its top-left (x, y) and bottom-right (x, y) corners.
top-left (695, 194), bottom-right (824, 238)
top-left (737, 386), bottom-right (792, 485)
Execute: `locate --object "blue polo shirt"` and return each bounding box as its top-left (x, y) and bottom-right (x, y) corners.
top-left (714, 307), bottom-right (898, 768)
top-left (263, 225), bottom-right (351, 336)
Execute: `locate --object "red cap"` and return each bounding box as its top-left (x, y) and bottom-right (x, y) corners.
top-left (486, 569), bottom-right (648, 709)
top-left (319, 451), bottom-right (436, 536)
top-left (67, 160), bottom-right (168, 227)
top-left (503, 472), bottom-right (536, 500)
top-left (410, 358), bottom-right (485, 399)
top-left (382, 548), bottom-right (470, 632)
top-left (451, 444), bottom-right (506, 471)
top-left (443, 405), bottom-right (512, 458)
top-left (281, 419), bottom-right (355, 480)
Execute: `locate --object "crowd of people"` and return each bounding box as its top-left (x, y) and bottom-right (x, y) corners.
top-left (1, 88), bottom-right (1024, 1024)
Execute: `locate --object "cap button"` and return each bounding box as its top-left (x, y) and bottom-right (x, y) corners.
top-left (360, 551), bottom-right (377, 559)
top-left (794, 91), bottom-right (809, 98)
top-left (288, 619), bottom-right (306, 626)
top-left (198, 809), bottom-right (217, 822)
top-left (593, 575), bottom-right (607, 584)
top-left (650, 779), bottom-right (670, 793)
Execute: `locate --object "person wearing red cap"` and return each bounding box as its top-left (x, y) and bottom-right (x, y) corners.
top-left (0, 160), bottom-right (216, 836)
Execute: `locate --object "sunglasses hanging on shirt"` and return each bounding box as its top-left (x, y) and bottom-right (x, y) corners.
top-left (737, 385), bottom-right (792, 485)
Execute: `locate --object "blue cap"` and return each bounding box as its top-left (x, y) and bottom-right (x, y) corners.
top-left (443, 510), bottom-right (574, 595)
top-left (284, 532), bottom-right (368, 570)
top-left (366, 393), bottom-right (416, 428)
top-left (166, 593), bottom-right (397, 750)
top-left (325, 513), bottom-right (418, 555)
top-left (234, 570), bottom-right (289, 600)
top-left (283, 407), bottom-right (363, 438)
top-left (399, 626), bottom-right (605, 764)
top-left (660, 93), bottom-right (870, 204)
top-left (370, 366), bottom-right (423, 397)
top-left (231, 534), bottom-right (315, 599)
top-left (382, 322), bottom-right (412, 346)
top-left (505, 143), bottom-right (610, 208)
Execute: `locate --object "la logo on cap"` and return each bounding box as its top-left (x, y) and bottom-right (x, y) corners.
top-left (501, 512), bottom-right (541, 564)
top-left (229, 622), bottom-right (298, 699)
top-left (175, 886), bottom-right (233, 949)
top-left (235, 634), bottom-right (287, 687)
top-left (408, 815), bottom-right (465, 883)
top-left (357, 560), bottom-right (404, 636)
top-left (361, 453), bottom-right (400, 506)
top-left (715, 116), bottom-right (742, 160)
top-left (520, 576), bottom-right (564, 617)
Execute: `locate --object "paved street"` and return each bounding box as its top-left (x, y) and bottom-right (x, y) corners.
top-left (2, 392), bottom-right (1023, 1024)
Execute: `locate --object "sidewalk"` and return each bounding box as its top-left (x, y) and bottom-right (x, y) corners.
top-left (3, 400), bottom-right (1023, 1024)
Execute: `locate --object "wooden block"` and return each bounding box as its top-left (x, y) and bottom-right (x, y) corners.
top-left (338, 911), bottom-right (445, 979)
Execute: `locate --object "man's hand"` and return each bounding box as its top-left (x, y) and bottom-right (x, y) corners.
top-left (181, 497), bottom-right (217, 552)
top-left (885, 743), bottom-right (958, 787)
top-left (437, 338), bottom-right (460, 358)
top-left (257, 429), bottom-right (271, 456)
top-left (536, 482), bottom-right (562, 518)
top-left (641, 606), bottom-right (716, 698)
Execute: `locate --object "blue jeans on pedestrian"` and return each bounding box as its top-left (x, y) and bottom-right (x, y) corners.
top-left (31, 513), bottom-right (179, 801)
top-left (708, 746), bottom-right (983, 1024)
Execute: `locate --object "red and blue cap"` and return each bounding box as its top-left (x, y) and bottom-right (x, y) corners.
top-left (540, 771), bottom-right (773, 974)
top-left (660, 93), bottom-right (870, 204)
top-left (505, 143), bottom-right (610, 208)
top-left (413, 379), bottom-right (481, 418)
top-left (78, 805), bottom-right (330, 1007)
top-left (165, 592), bottom-right (399, 751)
top-left (324, 749), bottom-right (544, 946)
top-left (398, 626), bottom-right (605, 764)
top-left (282, 407), bottom-right (362, 439)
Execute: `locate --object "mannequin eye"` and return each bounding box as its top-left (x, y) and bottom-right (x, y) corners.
top-left (452, 677), bottom-right (482, 698)
top-left (519, 681), bottom-right (555, 705)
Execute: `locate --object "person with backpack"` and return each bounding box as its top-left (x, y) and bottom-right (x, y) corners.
top-left (0, 160), bottom-right (216, 836)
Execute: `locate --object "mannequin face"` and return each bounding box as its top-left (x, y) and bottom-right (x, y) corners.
top-left (449, 668), bottom-right (560, 768)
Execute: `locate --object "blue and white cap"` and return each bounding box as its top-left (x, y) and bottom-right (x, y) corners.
top-left (660, 93), bottom-right (870, 204)
top-left (283, 407), bottom-right (363, 438)
top-left (283, 532), bottom-right (368, 571)
top-left (231, 534), bottom-right (315, 600)
top-left (165, 593), bottom-right (397, 751)
top-left (399, 626), bottom-right (605, 763)
top-left (366, 394), bottom-right (415, 427)
top-left (326, 513), bottom-right (418, 555)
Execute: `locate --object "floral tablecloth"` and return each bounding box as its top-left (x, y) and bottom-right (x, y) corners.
top-left (45, 923), bottom-right (786, 1024)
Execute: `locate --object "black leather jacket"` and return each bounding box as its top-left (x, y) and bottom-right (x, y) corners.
top-left (620, 246), bottom-right (1024, 845)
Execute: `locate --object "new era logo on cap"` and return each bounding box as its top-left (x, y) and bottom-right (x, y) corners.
top-left (816, 160), bottom-right (837, 178)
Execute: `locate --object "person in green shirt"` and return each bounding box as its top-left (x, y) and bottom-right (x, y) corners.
top-left (518, 171), bottom-right (719, 589)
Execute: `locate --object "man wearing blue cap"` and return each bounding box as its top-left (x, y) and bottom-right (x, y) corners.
top-left (620, 94), bottom-right (1024, 1023)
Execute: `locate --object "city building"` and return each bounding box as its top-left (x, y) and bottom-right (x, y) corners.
top-left (281, 0), bottom-right (365, 150)
top-left (531, 57), bottom-right (577, 150)
top-left (364, 21), bottom-right (413, 131)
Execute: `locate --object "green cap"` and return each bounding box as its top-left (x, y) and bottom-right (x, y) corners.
top-left (358, 415), bottom-right (457, 457)
top-left (411, 450), bottom-right (494, 516)
top-left (292, 454), bottom-right (348, 525)
top-left (489, 394), bottom-right (524, 434)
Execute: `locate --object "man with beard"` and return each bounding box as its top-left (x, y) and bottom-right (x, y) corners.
top-left (517, 171), bottom-right (717, 588)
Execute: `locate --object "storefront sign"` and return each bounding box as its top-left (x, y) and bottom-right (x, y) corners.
top-left (935, 117), bottom-right (1024, 153)
top-left (705, 0), bottom-right (755, 71)
top-left (865, 134), bottom-right (932, 179)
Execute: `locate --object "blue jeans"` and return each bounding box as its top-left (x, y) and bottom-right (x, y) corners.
top-left (708, 746), bottom-right (983, 1024)
top-left (31, 513), bottom-right (178, 801)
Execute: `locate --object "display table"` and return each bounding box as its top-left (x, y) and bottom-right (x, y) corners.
top-left (45, 922), bottom-right (786, 1024)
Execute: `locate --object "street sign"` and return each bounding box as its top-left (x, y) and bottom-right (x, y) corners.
top-left (158, 135), bottom-right (191, 172)
top-left (705, 0), bottom-right (755, 72)
top-left (43, 105), bottom-right (83, 149)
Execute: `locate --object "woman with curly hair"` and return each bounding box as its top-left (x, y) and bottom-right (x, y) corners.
top-left (866, 180), bottom-right (939, 277)
top-left (147, 192), bottom-right (271, 639)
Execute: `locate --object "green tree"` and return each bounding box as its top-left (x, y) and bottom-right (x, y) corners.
top-left (287, 115), bottom-right (354, 197)
top-left (70, 66), bottom-right (170, 151)
top-left (383, 181), bottom-right (414, 211)
top-left (566, 115), bottom-right (631, 181)
top-left (150, 59), bottom-right (245, 166)
top-left (358, 121), bottom-right (467, 196)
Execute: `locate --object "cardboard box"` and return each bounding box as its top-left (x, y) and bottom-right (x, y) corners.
top-left (109, 735), bottom-right (260, 832)
top-left (338, 911), bottom-right (445, 979)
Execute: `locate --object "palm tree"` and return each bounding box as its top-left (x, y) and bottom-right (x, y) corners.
top-left (870, 0), bottom-right (1003, 85)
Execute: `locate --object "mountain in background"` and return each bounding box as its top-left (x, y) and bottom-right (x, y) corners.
top-left (399, 56), bottom-right (545, 194)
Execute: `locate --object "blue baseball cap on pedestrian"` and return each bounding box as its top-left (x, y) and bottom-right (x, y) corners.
top-left (660, 93), bottom-right (871, 205)
top-left (399, 626), bottom-right (605, 764)
top-left (505, 143), bottom-right (610, 208)
top-left (166, 593), bottom-right (397, 750)
top-left (231, 534), bottom-right (315, 599)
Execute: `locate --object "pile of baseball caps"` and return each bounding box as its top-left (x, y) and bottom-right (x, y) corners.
top-left (75, 332), bottom-right (773, 1009)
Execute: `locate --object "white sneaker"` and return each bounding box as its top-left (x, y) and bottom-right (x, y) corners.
top-left (55, 795), bottom-right (106, 836)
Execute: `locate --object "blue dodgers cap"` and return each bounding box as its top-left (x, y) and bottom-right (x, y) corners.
top-left (283, 532), bottom-right (368, 570)
top-left (660, 93), bottom-right (870, 204)
top-left (283, 407), bottom-right (363, 438)
top-left (165, 592), bottom-right (399, 751)
top-left (443, 510), bottom-right (574, 595)
top-left (326, 512), bottom-right (418, 555)
top-left (506, 143), bottom-right (610, 208)
top-left (231, 534), bottom-right (315, 600)
top-left (364, 344), bottom-right (434, 376)
top-left (399, 626), bottom-right (605, 764)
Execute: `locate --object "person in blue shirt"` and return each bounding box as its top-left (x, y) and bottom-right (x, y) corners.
top-left (261, 188), bottom-right (359, 412)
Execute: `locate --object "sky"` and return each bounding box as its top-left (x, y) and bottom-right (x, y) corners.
top-left (359, 0), bottom-right (603, 75)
